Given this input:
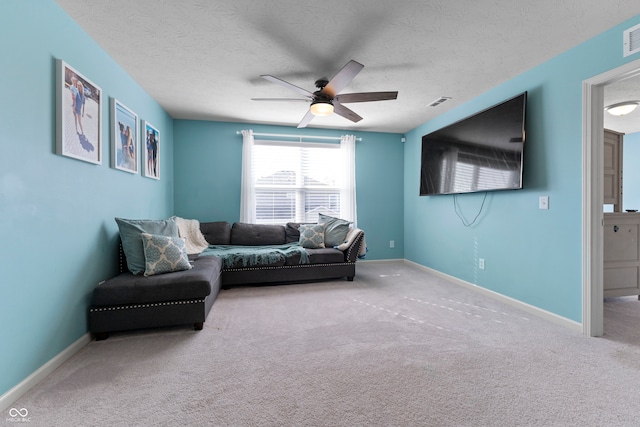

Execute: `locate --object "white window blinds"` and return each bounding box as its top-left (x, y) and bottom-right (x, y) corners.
top-left (252, 141), bottom-right (342, 224)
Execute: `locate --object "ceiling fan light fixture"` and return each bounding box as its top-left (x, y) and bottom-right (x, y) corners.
top-left (605, 101), bottom-right (640, 116)
top-left (310, 101), bottom-right (334, 116)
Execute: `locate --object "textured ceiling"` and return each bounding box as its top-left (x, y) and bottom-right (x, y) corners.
top-left (604, 75), bottom-right (640, 134)
top-left (55, 0), bottom-right (640, 134)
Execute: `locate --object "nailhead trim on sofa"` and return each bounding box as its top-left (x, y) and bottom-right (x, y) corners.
top-left (89, 298), bottom-right (205, 312)
top-left (224, 262), bottom-right (353, 273)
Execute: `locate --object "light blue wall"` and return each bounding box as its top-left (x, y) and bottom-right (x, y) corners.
top-left (623, 132), bottom-right (640, 211)
top-left (173, 121), bottom-right (404, 260)
top-left (404, 14), bottom-right (640, 323)
top-left (0, 1), bottom-right (174, 397)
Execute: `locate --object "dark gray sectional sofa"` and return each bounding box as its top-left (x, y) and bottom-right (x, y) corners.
top-left (89, 221), bottom-right (364, 340)
top-left (200, 221), bottom-right (364, 286)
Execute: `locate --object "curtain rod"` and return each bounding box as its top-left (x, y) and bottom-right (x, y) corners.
top-left (236, 130), bottom-right (361, 141)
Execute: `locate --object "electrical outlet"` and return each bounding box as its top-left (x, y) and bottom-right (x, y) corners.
top-left (479, 259), bottom-right (485, 270)
top-left (539, 195), bottom-right (549, 210)
top-left (390, 240), bottom-right (395, 248)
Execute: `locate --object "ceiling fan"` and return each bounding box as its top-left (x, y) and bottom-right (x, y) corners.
top-left (252, 60), bottom-right (398, 128)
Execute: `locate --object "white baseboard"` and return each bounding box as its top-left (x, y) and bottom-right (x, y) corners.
top-left (0, 332), bottom-right (91, 412)
top-left (402, 259), bottom-right (583, 333)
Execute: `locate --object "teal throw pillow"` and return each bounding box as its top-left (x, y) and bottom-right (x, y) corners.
top-left (141, 233), bottom-right (192, 276)
top-left (318, 213), bottom-right (352, 247)
top-left (115, 217), bottom-right (179, 275)
top-left (299, 223), bottom-right (326, 249)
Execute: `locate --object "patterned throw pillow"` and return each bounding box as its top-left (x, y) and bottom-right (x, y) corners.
top-left (299, 223), bottom-right (326, 249)
top-left (141, 233), bottom-right (192, 276)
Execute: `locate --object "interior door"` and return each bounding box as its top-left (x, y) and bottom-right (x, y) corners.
top-left (603, 129), bottom-right (624, 212)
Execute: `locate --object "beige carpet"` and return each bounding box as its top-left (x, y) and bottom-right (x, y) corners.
top-left (7, 261), bottom-right (640, 426)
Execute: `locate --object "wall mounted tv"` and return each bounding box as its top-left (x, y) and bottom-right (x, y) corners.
top-left (420, 92), bottom-right (527, 196)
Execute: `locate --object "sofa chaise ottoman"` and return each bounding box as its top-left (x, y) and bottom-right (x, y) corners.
top-left (89, 218), bottom-right (223, 340)
top-left (89, 252), bottom-right (222, 340)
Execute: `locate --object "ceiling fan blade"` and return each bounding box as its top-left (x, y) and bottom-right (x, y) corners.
top-left (297, 109), bottom-right (315, 128)
top-left (335, 91), bottom-right (398, 103)
top-left (333, 103), bottom-right (363, 123)
top-left (261, 75), bottom-right (314, 98)
top-left (251, 98), bottom-right (310, 102)
top-left (322, 60), bottom-right (364, 98)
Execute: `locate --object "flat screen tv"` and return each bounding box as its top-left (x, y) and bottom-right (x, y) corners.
top-left (420, 92), bottom-right (527, 196)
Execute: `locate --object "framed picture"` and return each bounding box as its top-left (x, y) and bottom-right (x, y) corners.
top-left (56, 60), bottom-right (102, 164)
top-left (110, 98), bottom-right (138, 174)
top-left (141, 120), bottom-right (160, 179)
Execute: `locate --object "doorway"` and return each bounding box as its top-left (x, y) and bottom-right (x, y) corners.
top-left (583, 58), bottom-right (640, 337)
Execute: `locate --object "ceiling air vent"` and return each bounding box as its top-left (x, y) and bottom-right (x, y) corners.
top-left (624, 23), bottom-right (640, 57)
top-left (428, 96), bottom-right (451, 107)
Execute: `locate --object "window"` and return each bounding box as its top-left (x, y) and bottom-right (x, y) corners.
top-left (253, 142), bottom-right (340, 224)
top-left (240, 131), bottom-right (357, 225)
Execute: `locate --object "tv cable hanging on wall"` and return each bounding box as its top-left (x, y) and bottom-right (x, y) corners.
top-left (453, 192), bottom-right (488, 227)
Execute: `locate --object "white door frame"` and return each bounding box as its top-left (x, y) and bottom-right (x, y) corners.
top-left (583, 58), bottom-right (640, 337)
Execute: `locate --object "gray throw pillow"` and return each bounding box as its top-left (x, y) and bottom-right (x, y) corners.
top-left (318, 213), bottom-right (351, 247)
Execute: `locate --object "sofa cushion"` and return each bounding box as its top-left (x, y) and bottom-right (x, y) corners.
top-left (141, 233), bottom-right (192, 276)
top-left (318, 213), bottom-right (352, 247)
top-left (285, 248), bottom-right (345, 265)
top-left (230, 222), bottom-right (285, 246)
top-left (285, 222), bottom-right (301, 243)
top-left (115, 217), bottom-right (179, 275)
top-left (299, 223), bottom-right (325, 248)
top-left (224, 254), bottom-right (287, 269)
top-left (92, 256), bottom-right (221, 306)
top-left (200, 221), bottom-right (231, 245)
